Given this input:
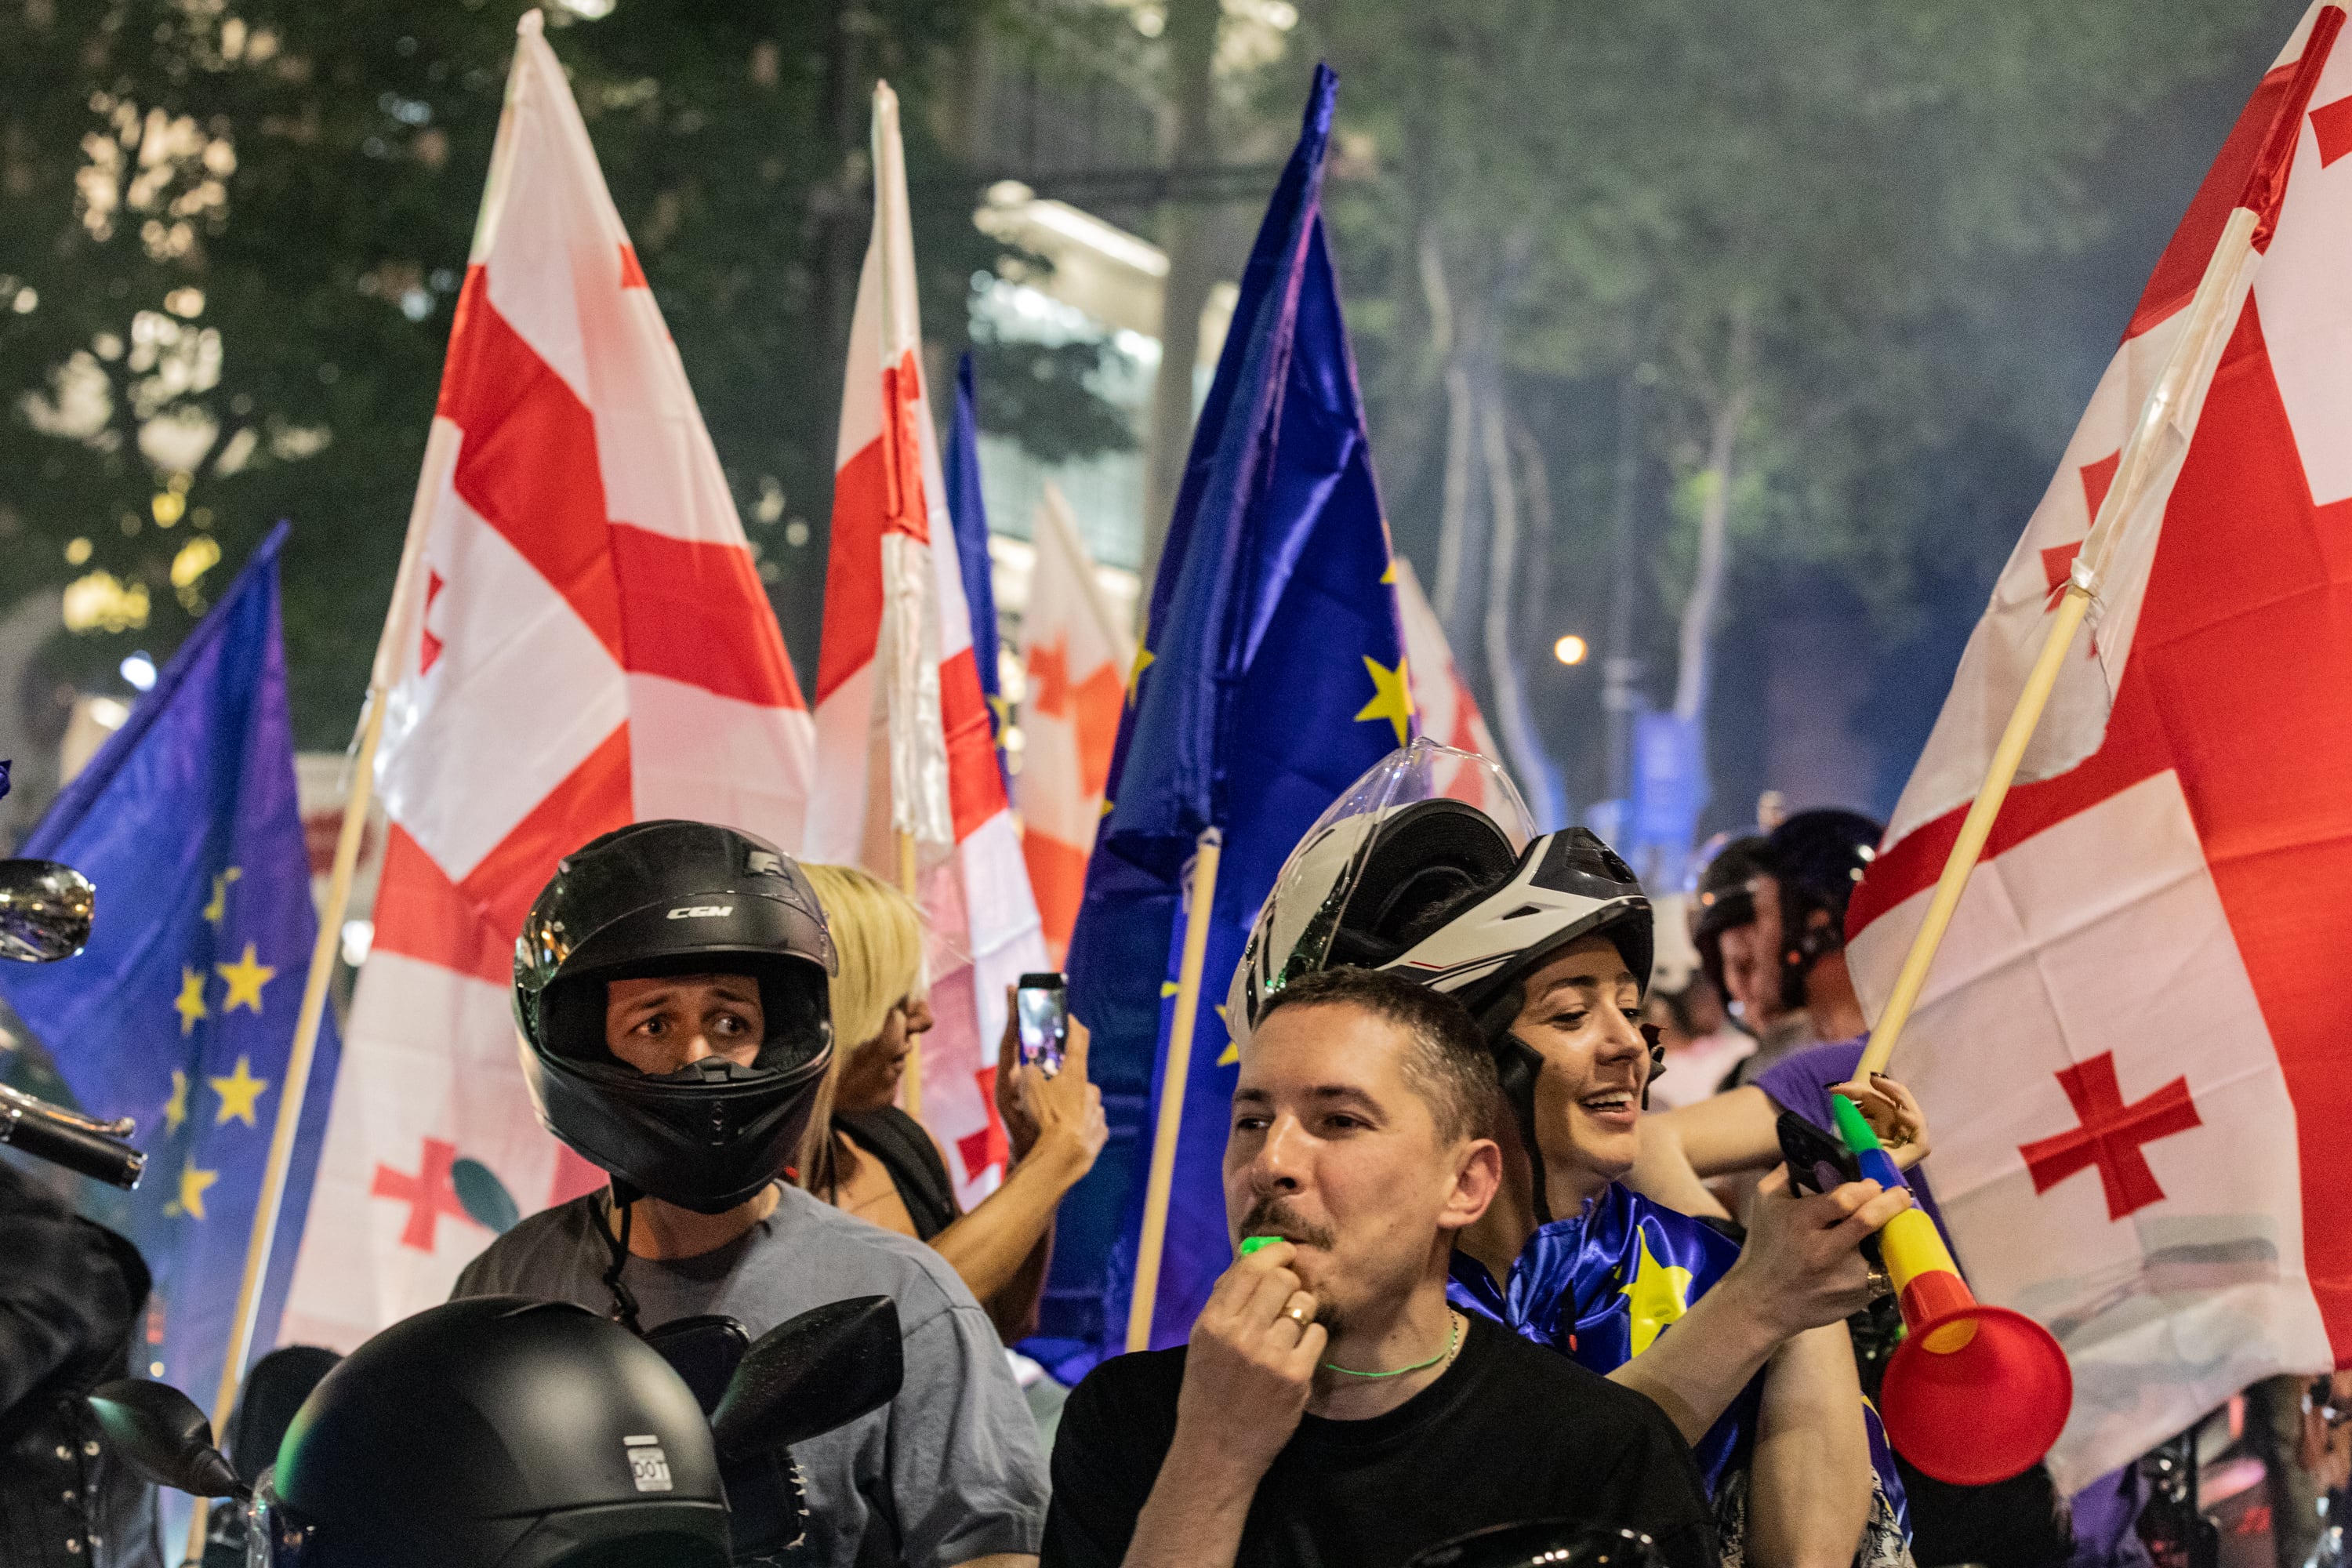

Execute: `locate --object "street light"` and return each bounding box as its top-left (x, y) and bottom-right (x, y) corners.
top-left (1552, 634), bottom-right (1589, 666)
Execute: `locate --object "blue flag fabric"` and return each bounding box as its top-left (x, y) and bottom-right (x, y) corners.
top-left (945, 351), bottom-right (1007, 770)
top-left (1048, 64), bottom-right (1410, 1369)
top-left (0, 523), bottom-right (340, 1414)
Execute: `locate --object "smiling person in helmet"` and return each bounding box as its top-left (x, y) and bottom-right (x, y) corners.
top-left (1231, 744), bottom-right (1914, 1568)
top-left (452, 821), bottom-right (1048, 1568)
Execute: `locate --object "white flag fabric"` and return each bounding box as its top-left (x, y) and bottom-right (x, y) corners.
top-left (281, 11), bottom-right (814, 1347)
top-left (808, 83), bottom-right (1045, 1204)
top-left (1848, 4), bottom-right (2352, 1489)
top-left (1015, 485), bottom-right (1132, 965)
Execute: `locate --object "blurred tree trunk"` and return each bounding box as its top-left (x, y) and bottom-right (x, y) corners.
top-left (1141, 0), bottom-right (1221, 592)
top-left (1671, 306), bottom-right (1753, 726)
top-left (1424, 237), bottom-right (1479, 646)
top-left (1602, 357), bottom-right (1646, 804)
top-left (1480, 380), bottom-right (1567, 829)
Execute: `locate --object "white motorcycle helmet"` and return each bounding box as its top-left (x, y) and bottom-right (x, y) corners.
top-left (1230, 740), bottom-right (1657, 1221)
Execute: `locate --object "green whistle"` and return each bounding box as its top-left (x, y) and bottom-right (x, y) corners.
top-left (1240, 1235), bottom-right (1279, 1256)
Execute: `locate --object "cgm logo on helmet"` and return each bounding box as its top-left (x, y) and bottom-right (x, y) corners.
top-left (666, 905), bottom-right (734, 920)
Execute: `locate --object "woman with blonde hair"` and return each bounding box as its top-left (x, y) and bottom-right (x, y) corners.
top-left (798, 863), bottom-right (1106, 1341)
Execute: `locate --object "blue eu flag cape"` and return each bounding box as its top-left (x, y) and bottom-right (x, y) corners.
top-left (1046, 64), bottom-right (1411, 1370)
top-left (0, 524), bottom-right (341, 1414)
top-left (1449, 1182), bottom-right (1908, 1534)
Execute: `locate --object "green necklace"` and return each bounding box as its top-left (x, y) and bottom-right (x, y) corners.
top-left (1322, 1312), bottom-right (1461, 1378)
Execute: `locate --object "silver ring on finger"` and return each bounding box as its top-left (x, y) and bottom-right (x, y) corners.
top-left (1866, 1262), bottom-right (1893, 1302)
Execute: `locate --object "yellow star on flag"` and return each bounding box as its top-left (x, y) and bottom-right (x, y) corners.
top-left (1214, 1004), bottom-right (1239, 1066)
top-left (1620, 1226), bottom-right (1695, 1356)
top-left (176, 1161), bottom-right (219, 1221)
top-left (164, 1069), bottom-right (189, 1134)
top-left (1125, 647), bottom-right (1156, 707)
top-left (202, 866), bottom-right (242, 924)
top-left (1381, 559), bottom-right (1397, 584)
top-left (209, 1055), bottom-right (270, 1127)
top-left (1160, 981), bottom-right (1181, 998)
top-left (1354, 655), bottom-right (1415, 746)
top-left (172, 967), bottom-right (209, 1036)
top-left (216, 943), bottom-right (276, 1014)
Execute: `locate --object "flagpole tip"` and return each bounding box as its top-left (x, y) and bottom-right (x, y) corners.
top-left (517, 7), bottom-right (544, 38)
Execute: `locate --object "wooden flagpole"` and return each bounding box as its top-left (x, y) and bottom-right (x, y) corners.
top-left (1856, 9), bottom-right (2342, 1081)
top-left (1127, 826), bottom-right (1225, 1353)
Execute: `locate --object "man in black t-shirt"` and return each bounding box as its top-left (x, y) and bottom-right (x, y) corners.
top-left (1044, 967), bottom-right (1715, 1568)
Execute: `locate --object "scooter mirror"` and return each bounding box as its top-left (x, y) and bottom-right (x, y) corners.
top-left (1405, 1522), bottom-right (1661, 1568)
top-left (0, 859), bottom-right (95, 964)
top-left (710, 1296), bottom-right (902, 1458)
top-left (86, 1378), bottom-right (247, 1499)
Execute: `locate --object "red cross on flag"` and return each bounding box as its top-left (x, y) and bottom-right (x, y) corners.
top-left (1392, 559), bottom-right (1517, 815)
top-left (1015, 485), bottom-right (1133, 964)
top-left (1848, 4), bottom-right (2352, 1489)
top-left (808, 83), bottom-right (1044, 1204)
top-left (278, 11), bottom-right (813, 1348)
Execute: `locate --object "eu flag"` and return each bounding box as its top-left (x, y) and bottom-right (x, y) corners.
top-left (1051, 64), bottom-right (1410, 1364)
top-left (0, 524), bottom-right (340, 1416)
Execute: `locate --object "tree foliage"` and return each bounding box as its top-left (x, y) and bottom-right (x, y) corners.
top-left (0, 0), bottom-right (1004, 746)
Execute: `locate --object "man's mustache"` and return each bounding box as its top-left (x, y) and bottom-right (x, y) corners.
top-left (1237, 1195), bottom-right (1337, 1250)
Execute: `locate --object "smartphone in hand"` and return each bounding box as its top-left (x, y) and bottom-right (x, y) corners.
top-left (1015, 972), bottom-right (1069, 1078)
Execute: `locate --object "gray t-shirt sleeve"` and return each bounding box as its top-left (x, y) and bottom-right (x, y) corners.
top-left (886, 1290), bottom-right (1049, 1568)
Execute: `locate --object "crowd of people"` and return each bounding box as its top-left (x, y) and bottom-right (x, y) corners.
top-left (3, 746), bottom-right (2343, 1568)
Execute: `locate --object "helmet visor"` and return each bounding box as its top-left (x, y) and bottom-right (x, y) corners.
top-left (1239, 741), bottom-right (1533, 1022)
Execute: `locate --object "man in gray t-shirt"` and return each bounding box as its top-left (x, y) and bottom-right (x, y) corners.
top-left (474, 821), bottom-right (1046, 1568)
top-left (455, 1181), bottom-right (1046, 1568)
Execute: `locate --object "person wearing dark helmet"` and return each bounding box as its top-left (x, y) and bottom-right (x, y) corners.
top-left (1687, 836), bottom-right (1816, 1076)
top-left (451, 821), bottom-right (1048, 1568)
top-left (1229, 743), bottom-right (1915, 1568)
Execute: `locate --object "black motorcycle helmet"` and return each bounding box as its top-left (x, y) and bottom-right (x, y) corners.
top-left (255, 1297), bottom-right (728, 1567)
top-left (1760, 808), bottom-right (1882, 1011)
top-left (1690, 833), bottom-right (1769, 1004)
top-left (514, 821), bottom-right (837, 1214)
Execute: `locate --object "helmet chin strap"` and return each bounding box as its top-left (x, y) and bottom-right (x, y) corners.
top-left (602, 1178), bottom-right (644, 1333)
top-left (1492, 1033), bottom-right (1555, 1228)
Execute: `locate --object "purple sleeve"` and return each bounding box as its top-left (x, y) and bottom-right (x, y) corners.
top-left (1750, 1040), bottom-right (1867, 1134)
top-left (1750, 1036), bottom-right (1951, 1238)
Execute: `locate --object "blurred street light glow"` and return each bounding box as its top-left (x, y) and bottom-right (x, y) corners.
top-left (1553, 634), bottom-right (1589, 666)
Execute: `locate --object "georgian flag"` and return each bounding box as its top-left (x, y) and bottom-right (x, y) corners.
top-left (1015, 485), bottom-right (1132, 965)
top-left (281, 10), bottom-right (814, 1346)
top-left (1846, 4), bottom-right (2352, 1489)
top-left (808, 83), bottom-right (1044, 1204)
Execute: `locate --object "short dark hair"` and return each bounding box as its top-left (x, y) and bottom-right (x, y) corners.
top-left (1254, 966), bottom-right (1499, 1145)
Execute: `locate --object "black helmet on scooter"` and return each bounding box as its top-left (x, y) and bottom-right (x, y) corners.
top-left (514, 820), bottom-right (837, 1214)
top-left (1231, 742), bottom-right (1657, 1221)
top-left (255, 1297), bottom-right (728, 1567)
